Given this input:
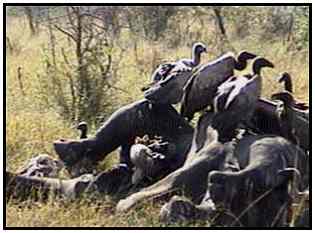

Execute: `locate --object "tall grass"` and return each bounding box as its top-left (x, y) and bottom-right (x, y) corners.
top-left (5, 13), bottom-right (309, 227)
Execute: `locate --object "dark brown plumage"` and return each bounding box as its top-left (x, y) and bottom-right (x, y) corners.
top-left (150, 42), bottom-right (207, 83)
top-left (277, 72), bottom-right (308, 111)
top-left (180, 51), bottom-right (257, 121)
top-left (211, 57), bottom-right (274, 141)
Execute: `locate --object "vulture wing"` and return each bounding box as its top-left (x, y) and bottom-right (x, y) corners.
top-left (144, 67), bottom-right (193, 105)
top-left (180, 52), bottom-right (236, 120)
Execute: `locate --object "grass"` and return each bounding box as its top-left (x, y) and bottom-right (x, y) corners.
top-left (5, 13), bottom-right (309, 228)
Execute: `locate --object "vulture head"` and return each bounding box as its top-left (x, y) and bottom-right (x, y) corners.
top-left (193, 42), bottom-right (207, 55)
top-left (77, 121), bottom-right (88, 139)
top-left (252, 57), bottom-right (274, 75)
top-left (189, 42), bottom-right (207, 67)
top-left (234, 51), bottom-right (257, 70)
top-left (278, 72), bottom-right (293, 93)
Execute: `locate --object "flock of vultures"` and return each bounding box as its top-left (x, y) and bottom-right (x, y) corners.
top-left (6, 42), bottom-right (309, 227)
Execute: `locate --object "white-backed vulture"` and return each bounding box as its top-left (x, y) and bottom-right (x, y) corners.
top-left (180, 51), bottom-right (257, 121)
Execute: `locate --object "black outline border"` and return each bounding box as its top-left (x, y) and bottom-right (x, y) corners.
top-left (3, 2), bottom-right (312, 230)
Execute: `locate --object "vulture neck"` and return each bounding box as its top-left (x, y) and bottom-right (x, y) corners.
top-left (234, 57), bottom-right (247, 71)
top-left (252, 63), bottom-right (262, 75)
top-left (191, 50), bottom-right (201, 67)
top-left (283, 77), bottom-right (293, 93)
top-left (80, 129), bottom-right (88, 139)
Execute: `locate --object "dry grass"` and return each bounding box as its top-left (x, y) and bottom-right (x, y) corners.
top-left (5, 13), bottom-right (309, 228)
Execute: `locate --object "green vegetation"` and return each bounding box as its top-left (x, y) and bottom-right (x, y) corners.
top-left (6, 6), bottom-right (309, 227)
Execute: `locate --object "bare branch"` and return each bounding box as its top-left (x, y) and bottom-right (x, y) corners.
top-left (54, 24), bottom-right (77, 42)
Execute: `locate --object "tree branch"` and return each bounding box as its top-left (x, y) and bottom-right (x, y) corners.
top-left (54, 24), bottom-right (77, 42)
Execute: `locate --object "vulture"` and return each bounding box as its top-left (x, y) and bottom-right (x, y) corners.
top-left (142, 43), bottom-right (207, 104)
top-left (77, 121), bottom-right (88, 139)
top-left (211, 57), bottom-right (274, 141)
top-left (277, 72), bottom-right (308, 111)
top-left (278, 72), bottom-right (293, 92)
top-left (180, 51), bottom-right (257, 121)
top-left (150, 42), bottom-right (207, 84)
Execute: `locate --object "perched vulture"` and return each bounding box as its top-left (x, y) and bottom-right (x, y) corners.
top-left (77, 121), bottom-right (88, 139)
top-left (210, 57), bottom-right (274, 141)
top-left (180, 51), bottom-right (257, 121)
top-left (150, 42), bottom-right (207, 84)
top-left (277, 72), bottom-right (308, 111)
top-left (278, 72), bottom-right (293, 92)
top-left (142, 43), bottom-right (207, 103)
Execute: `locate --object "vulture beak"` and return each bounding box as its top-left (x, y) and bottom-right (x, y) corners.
top-left (235, 51), bottom-right (257, 71)
top-left (141, 86), bottom-right (150, 92)
top-left (252, 57), bottom-right (274, 74)
top-left (255, 57), bottom-right (274, 69)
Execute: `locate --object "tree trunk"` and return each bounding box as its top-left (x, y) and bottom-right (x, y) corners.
top-left (24, 7), bottom-right (36, 36)
top-left (213, 7), bottom-right (227, 38)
